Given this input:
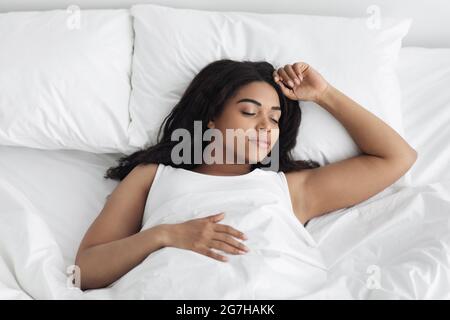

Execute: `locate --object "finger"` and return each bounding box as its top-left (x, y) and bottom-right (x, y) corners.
top-left (210, 240), bottom-right (246, 255)
top-left (214, 224), bottom-right (247, 240)
top-left (275, 79), bottom-right (295, 99)
top-left (200, 247), bottom-right (228, 262)
top-left (284, 65), bottom-right (301, 86)
top-left (206, 212), bottom-right (225, 223)
top-left (272, 70), bottom-right (280, 82)
top-left (274, 73), bottom-right (286, 88)
top-left (277, 67), bottom-right (294, 88)
top-left (293, 62), bottom-right (309, 81)
top-left (212, 233), bottom-right (249, 252)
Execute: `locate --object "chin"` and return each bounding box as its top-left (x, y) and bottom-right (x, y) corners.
top-left (233, 140), bottom-right (272, 164)
top-left (246, 150), bottom-right (271, 164)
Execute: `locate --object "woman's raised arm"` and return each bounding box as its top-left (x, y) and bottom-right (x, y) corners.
top-left (275, 62), bottom-right (417, 224)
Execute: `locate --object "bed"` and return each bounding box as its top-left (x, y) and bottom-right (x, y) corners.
top-left (1, 0), bottom-right (450, 300)
top-left (0, 45), bottom-right (449, 299)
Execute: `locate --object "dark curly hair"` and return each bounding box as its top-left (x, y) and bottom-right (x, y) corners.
top-left (105, 59), bottom-right (319, 181)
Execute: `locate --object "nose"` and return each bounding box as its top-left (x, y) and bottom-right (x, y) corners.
top-left (256, 127), bottom-right (270, 137)
top-left (255, 124), bottom-right (271, 143)
top-left (257, 115), bottom-right (272, 131)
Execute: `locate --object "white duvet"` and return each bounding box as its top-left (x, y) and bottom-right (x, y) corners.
top-left (1, 47), bottom-right (450, 300)
top-left (0, 144), bottom-right (449, 299)
top-left (397, 47), bottom-right (450, 186)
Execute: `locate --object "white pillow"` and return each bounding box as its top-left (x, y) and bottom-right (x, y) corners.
top-left (0, 9), bottom-right (134, 153)
top-left (129, 4), bottom-right (411, 184)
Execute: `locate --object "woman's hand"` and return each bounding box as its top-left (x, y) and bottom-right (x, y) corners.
top-left (163, 212), bottom-right (249, 262)
top-left (273, 62), bottom-right (329, 102)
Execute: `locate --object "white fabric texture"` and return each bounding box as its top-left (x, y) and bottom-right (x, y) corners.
top-left (396, 47), bottom-right (450, 186)
top-left (128, 4), bottom-right (411, 175)
top-left (0, 9), bottom-right (134, 153)
top-left (109, 163), bottom-right (327, 299)
top-left (0, 142), bottom-right (449, 299)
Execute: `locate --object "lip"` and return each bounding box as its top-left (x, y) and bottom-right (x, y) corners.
top-left (249, 139), bottom-right (271, 149)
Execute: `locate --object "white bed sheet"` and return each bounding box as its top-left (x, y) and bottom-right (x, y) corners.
top-left (396, 47), bottom-right (450, 186)
top-left (0, 145), bottom-right (121, 299)
top-left (0, 143), bottom-right (449, 299)
top-left (1, 47), bottom-right (450, 300)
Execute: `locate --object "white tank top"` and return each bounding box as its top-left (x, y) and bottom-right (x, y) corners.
top-left (134, 163), bottom-right (326, 299)
top-left (142, 163), bottom-right (316, 246)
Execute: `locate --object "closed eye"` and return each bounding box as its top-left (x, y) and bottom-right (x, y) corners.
top-left (241, 111), bottom-right (279, 124)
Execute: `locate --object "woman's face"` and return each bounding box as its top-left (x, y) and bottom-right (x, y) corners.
top-left (207, 81), bottom-right (281, 164)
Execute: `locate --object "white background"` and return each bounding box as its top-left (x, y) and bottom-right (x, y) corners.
top-left (0, 0), bottom-right (449, 48)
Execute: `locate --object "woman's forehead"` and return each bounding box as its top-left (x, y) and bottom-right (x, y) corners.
top-left (232, 82), bottom-right (280, 106)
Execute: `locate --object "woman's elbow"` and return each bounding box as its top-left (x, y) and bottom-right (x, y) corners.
top-left (405, 147), bottom-right (418, 167)
top-left (74, 253), bottom-right (89, 291)
top-left (396, 147), bottom-right (418, 174)
top-left (74, 250), bottom-right (102, 291)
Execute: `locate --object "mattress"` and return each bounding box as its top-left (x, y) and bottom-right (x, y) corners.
top-left (0, 47), bottom-right (449, 299)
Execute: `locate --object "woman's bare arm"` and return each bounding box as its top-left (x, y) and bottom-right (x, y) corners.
top-left (274, 62), bottom-right (417, 224)
top-left (75, 163), bottom-right (249, 290)
top-left (74, 163), bottom-right (164, 290)
top-left (288, 84), bottom-right (417, 223)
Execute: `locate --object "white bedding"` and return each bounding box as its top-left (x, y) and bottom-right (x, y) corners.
top-left (1, 47), bottom-right (450, 299)
top-left (0, 144), bottom-right (449, 299)
top-left (397, 47), bottom-right (450, 185)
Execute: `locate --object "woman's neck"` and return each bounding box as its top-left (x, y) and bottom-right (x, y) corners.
top-left (192, 163), bottom-right (252, 176)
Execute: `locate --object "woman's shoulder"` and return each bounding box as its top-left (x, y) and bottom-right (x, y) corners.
top-left (283, 169), bottom-right (309, 181)
top-left (134, 162), bottom-right (159, 174)
top-left (282, 169), bottom-right (309, 197)
top-left (130, 163), bottom-right (160, 192)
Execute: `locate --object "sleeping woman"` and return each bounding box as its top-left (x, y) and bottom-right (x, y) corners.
top-left (75, 60), bottom-right (417, 293)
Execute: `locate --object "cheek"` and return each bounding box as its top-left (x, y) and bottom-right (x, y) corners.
top-left (270, 129), bottom-right (280, 147)
top-left (215, 116), bottom-right (253, 144)
top-left (226, 113), bottom-right (252, 130)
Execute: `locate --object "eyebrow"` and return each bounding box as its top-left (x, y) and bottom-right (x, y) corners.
top-left (237, 98), bottom-right (281, 111)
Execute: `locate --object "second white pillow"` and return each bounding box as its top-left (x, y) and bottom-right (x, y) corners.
top-left (129, 4), bottom-right (411, 182)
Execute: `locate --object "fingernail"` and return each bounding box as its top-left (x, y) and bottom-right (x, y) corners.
top-left (242, 234), bottom-right (248, 240)
top-left (238, 250), bottom-right (246, 254)
top-left (222, 256), bottom-right (228, 262)
top-left (243, 246), bottom-right (249, 252)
